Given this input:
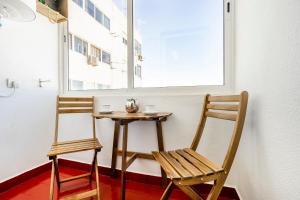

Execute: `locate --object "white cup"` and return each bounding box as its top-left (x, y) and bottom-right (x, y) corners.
top-left (100, 104), bottom-right (111, 112)
top-left (144, 105), bottom-right (155, 113)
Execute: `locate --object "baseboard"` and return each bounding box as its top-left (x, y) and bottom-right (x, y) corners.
top-left (0, 162), bottom-right (52, 193)
top-left (0, 159), bottom-right (240, 199)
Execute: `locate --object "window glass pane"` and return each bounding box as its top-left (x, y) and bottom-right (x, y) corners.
top-left (68, 0), bottom-right (128, 90)
top-left (103, 15), bottom-right (111, 30)
top-left (72, 0), bottom-right (83, 8)
top-left (102, 51), bottom-right (111, 64)
top-left (134, 0), bottom-right (224, 87)
top-left (74, 36), bottom-right (82, 53)
top-left (95, 8), bottom-right (103, 24)
top-left (85, 0), bottom-right (95, 17)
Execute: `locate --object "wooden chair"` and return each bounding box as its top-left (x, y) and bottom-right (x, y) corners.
top-left (47, 96), bottom-right (102, 200)
top-left (152, 91), bottom-right (248, 200)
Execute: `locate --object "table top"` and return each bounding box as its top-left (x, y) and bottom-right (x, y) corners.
top-left (93, 111), bottom-right (172, 120)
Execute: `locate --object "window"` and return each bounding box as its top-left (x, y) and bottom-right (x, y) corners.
top-left (70, 80), bottom-right (84, 90)
top-left (103, 15), bottom-right (110, 30)
top-left (95, 8), bottom-right (103, 24)
top-left (90, 45), bottom-right (101, 61)
top-left (69, 33), bottom-right (73, 50)
top-left (135, 65), bottom-right (142, 78)
top-left (74, 36), bottom-right (88, 56)
top-left (65, 0), bottom-right (232, 91)
top-left (85, 0), bottom-right (95, 17)
top-left (134, 40), bottom-right (141, 56)
top-left (72, 0), bottom-right (83, 8)
top-left (102, 51), bottom-right (111, 64)
top-left (74, 36), bottom-right (83, 54)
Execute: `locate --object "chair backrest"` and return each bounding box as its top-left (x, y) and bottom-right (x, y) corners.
top-left (54, 96), bottom-right (96, 144)
top-left (190, 91), bottom-right (248, 173)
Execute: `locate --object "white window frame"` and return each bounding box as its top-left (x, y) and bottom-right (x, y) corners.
top-left (59, 0), bottom-right (235, 96)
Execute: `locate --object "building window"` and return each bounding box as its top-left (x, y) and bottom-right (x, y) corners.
top-left (134, 40), bottom-right (142, 56)
top-left (95, 8), bottom-right (103, 24)
top-left (85, 0), bottom-right (95, 17)
top-left (70, 80), bottom-right (84, 90)
top-left (102, 51), bottom-right (111, 64)
top-left (72, 0), bottom-right (83, 8)
top-left (135, 65), bottom-right (142, 78)
top-left (90, 45), bottom-right (101, 61)
top-left (69, 33), bottom-right (73, 50)
top-left (74, 36), bottom-right (88, 56)
top-left (103, 15), bottom-right (110, 30)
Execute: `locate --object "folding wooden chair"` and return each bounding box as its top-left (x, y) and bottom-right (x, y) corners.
top-left (153, 91), bottom-right (248, 200)
top-left (47, 96), bottom-right (102, 200)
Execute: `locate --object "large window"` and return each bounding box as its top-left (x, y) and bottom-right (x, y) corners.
top-left (65, 0), bottom-right (232, 91)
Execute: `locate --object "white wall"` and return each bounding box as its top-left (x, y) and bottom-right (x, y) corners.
top-left (235, 0), bottom-right (300, 199)
top-left (0, 1), bottom-right (58, 182)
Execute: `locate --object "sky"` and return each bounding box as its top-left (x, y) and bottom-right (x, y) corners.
top-left (113, 0), bottom-right (224, 87)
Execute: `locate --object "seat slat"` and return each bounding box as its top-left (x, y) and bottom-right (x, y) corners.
top-left (176, 150), bottom-right (213, 175)
top-left (51, 142), bottom-right (100, 151)
top-left (184, 149), bottom-right (223, 172)
top-left (208, 95), bottom-right (240, 102)
top-left (169, 151), bottom-right (203, 177)
top-left (153, 152), bottom-right (181, 179)
top-left (58, 103), bottom-right (93, 108)
top-left (160, 152), bottom-right (192, 177)
top-left (205, 111), bottom-right (237, 121)
top-left (59, 97), bottom-right (93, 102)
top-left (48, 139), bottom-right (102, 157)
top-left (53, 138), bottom-right (98, 146)
top-left (52, 139), bottom-right (99, 148)
top-left (58, 109), bottom-right (94, 114)
top-left (207, 104), bottom-right (239, 111)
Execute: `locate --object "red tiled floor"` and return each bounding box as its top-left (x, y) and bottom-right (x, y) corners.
top-left (0, 166), bottom-right (233, 200)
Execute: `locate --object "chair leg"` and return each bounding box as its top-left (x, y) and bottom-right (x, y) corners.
top-left (94, 155), bottom-right (101, 200)
top-left (49, 161), bottom-right (55, 200)
top-left (206, 174), bottom-right (227, 200)
top-left (53, 157), bottom-right (60, 189)
top-left (177, 185), bottom-right (204, 200)
top-left (89, 151), bottom-right (97, 183)
top-left (160, 181), bottom-right (174, 200)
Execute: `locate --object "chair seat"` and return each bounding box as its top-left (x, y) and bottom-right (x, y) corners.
top-left (152, 148), bottom-right (224, 181)
top-left (47, 138), bottom-right (102, 157)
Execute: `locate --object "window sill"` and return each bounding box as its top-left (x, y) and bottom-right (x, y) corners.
top-left (61, 85), bottom-right (234, 97)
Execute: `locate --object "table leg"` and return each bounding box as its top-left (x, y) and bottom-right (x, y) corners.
top-left (156, 120), bottom-right (168, 187)
top-left (111, 121), bottom-right (120, 178)
top-left (120, 124), bottom-right (128, 200)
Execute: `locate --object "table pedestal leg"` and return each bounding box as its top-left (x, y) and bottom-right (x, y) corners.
top-left (156, 120), bottom-right (168, 187)
top-left (120, 124), bottom-right (128, 200)
top-left (111, 121), bottom-right (120, 178)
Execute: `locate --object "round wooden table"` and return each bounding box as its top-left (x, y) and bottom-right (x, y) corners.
top-left (93, 111), bottom-right (172, 200)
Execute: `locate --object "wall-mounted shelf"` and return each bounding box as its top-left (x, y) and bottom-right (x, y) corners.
top-left (36, 0), bottom-right (67, 23)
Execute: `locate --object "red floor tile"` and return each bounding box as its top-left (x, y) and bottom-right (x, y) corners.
top-left (0, 166), bottom-right (233, 200)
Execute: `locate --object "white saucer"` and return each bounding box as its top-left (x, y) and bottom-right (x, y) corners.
top-left (144, 111), bottom-right (159, 115)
